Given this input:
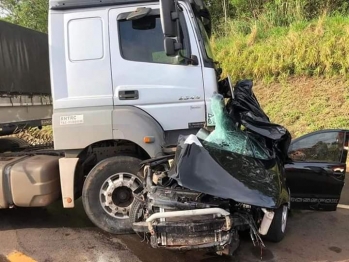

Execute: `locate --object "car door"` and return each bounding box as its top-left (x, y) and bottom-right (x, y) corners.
top-left (285, 129), bottom-right (349, 211)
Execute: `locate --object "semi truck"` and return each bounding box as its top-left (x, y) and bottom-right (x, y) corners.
top-left (0, 0), bottom-right (220, 234)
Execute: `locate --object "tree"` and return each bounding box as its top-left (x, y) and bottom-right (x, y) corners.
top-left (0, 0), bottom-right (49, 33)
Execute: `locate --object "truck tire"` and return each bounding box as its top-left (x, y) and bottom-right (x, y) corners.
top-left (0, 137), bottom-right (29, 153)
top-left (82, 156), bottom-right (144, 234)
top-left (264, 204), bottom-right (288, 242)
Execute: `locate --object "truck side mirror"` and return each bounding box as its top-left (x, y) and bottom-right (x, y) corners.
top-left (164, 38), bottom-right (183, 56)
top-left (160, 0), bottom-right (179, 37)
top-left (160, 0), bottom-right (182, 56)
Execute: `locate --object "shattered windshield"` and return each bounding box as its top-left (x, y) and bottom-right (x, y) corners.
top-left (168, 80), bottom-right (291, 208)
top-left (203, 94), bottom-right (270, 160)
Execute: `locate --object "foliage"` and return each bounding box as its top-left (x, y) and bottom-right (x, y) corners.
top-left (0, 0), bottom-right (49, 32)
top-left (228, 0), bottom-right (349, 21)
top-left (208, 0), bottom-right (349, 137)
top-left (253, 77), bottom-right (349, 137)
top-left (207, 0), bottom-right (349, 35)
top-left (212, 15), bottom-right (349, 81)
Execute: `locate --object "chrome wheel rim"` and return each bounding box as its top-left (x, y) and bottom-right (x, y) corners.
top-left (281, 205), bottom-right (288, 233)
top-left (99, 172), bottom-right (142, 219)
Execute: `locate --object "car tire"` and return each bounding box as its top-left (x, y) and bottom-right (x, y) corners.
top-left (82, 156), bottom-right (144, 234)
top-left (129, 197), bottom-right (147, 236)
top-left (129, 197), bottom-right (145, 224)
top-left (264, 204), bottom-right (288, 242)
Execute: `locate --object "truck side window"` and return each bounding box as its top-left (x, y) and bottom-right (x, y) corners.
top-left (196, 17), bottom-right (214, 60)
top-left (68, 18), bottom-right (104, 61)
top-left (118, 15), bottom-right (188, 65)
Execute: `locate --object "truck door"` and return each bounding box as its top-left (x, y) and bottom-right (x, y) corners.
top-left (108, 4), bottom-right (205, 132)
top-left (285, 129), bottom-right (349, 211)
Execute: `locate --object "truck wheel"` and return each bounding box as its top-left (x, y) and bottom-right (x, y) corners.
top-left (0, 137), bottom-right (29, 152)
top-left (82, 156), bottom-right (143, 234)
top-left (264, 204), bottom-right (288, 242)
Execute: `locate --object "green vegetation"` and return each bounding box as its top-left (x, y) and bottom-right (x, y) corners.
top-left (209, 0), bottom-right (349, 136)
top-left (0, 0), bottom-right (48, 33)
top-left (208, 0), bottom-right (349, 35)
top-left (253, 77), bottom-right (349, 137)
top-left (212, 15), bottom-right (349, 81)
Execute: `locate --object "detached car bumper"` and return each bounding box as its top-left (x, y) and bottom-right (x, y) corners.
top-left (132, 208), bottom-right (233, 251)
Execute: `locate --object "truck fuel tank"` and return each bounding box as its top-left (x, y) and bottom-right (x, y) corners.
top-left (0, 155), bottom-right (61, 209)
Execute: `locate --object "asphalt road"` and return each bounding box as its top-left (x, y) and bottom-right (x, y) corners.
top-left (0, 178), bottom-right (349, 262)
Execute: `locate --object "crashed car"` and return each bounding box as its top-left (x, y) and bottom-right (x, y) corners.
top-left (129, 79), bottom-right (347, 257)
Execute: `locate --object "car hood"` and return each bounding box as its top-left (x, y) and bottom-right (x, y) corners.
top-left (168, 135), bottom-right (289, 208)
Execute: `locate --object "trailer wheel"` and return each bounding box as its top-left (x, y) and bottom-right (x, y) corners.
top-left (264, 204), bottom-right (288, 242)
top-left (82, 156), bottom-right (143, 234)
top-left (0, 137), bottom-right (29, 153)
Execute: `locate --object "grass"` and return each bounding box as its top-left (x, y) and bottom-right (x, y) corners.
top-left (253, 76), bottom-right (349, 137)
top-left (212, 14), bottom-right (349, 137)
top-left (212, 15), bottom-right (349, 82)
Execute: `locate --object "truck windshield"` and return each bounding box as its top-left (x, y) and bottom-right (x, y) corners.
top-left (195, 17), bottom-right (214, 60)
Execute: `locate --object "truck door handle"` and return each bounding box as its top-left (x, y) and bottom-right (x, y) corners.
top-left (119, 90), bottom-right (139, 100)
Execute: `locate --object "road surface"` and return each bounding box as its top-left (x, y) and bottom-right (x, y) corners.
top-left (0, 179), bottom-right (349, 262)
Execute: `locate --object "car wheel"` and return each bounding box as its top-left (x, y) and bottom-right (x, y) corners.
top-left (129, 197), bottom-right (147, 236)
top-left (129, 197), bottom-right (145, 224)
top-left (264, 204), bottom-right (288, 242)
top-left (82, 156), bottom-right (143, 234)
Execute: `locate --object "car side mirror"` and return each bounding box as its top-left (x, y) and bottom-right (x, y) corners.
top-left (160, 0), bottom-right (182, 56)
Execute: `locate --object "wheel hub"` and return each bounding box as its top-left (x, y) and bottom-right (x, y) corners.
top-left (99, 172), bottom-right (142, 219)
top-left (112, 186), bottom-right (133, 207)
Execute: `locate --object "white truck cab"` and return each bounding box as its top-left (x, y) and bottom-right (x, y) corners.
top-left (47, 0), bottom-right (221, 234)
top-left (49, 0), bottom-right (219, 149)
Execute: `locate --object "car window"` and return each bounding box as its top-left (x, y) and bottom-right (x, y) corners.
top-left (288, 131), bottom-right (344, 162)
top-left (118, 15), bottom-right (188, 65)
